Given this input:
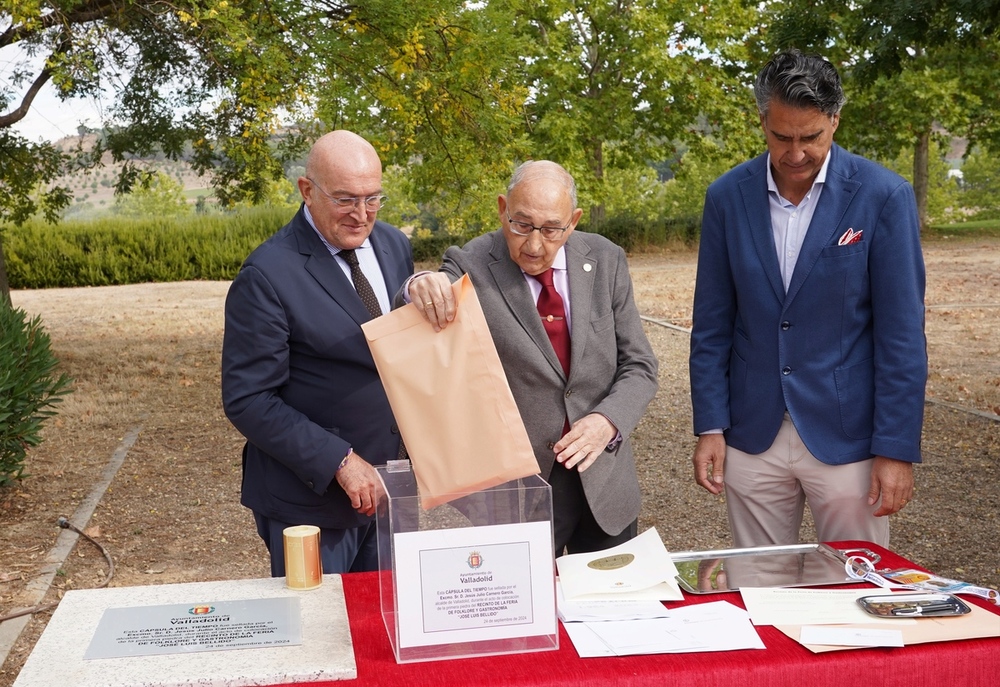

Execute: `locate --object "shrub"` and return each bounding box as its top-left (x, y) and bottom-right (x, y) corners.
top-left (583, 215), bottom-right (701, 251)
top-left (4, 206), bottom-right (288, 288)
top-left (0, 302), bottom-right (73, 486)
top-left (410, 230), bottom-right (464, 263)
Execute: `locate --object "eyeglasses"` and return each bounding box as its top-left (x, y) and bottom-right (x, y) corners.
top-left (505, 212), bottom-right (570, 241)
top-left (308, 177), bottom-right (388, 211)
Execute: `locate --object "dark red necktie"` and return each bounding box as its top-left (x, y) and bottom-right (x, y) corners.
top-left (531, 268), bottom-right (570, 375)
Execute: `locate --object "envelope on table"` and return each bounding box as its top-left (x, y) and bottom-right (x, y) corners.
top-left (362, 274), bottom-right (539, 509)
top-left (777, 601), bottom-right (1000, 652)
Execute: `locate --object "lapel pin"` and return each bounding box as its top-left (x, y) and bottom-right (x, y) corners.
top-left (583, 263), bottom-right (592, 272)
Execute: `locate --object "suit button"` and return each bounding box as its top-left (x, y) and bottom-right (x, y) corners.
top-left (547, 442), bottom-right (555, 450)
top-left (782, 366), bottom-right (792, 375)
top-left (390, 424), bottom-right (399, 434)
top-left (565, 389), bottom-right (573, 398)
top-left (307, 480), bottom-right (314, 489)
top-left (781, 321), bottom-right (791, 330)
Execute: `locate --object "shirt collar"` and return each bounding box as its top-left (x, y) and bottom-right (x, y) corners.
top-left (765, 150), bottom-right (832, 198)
top-left (303, 204), bottom-right (372, 254)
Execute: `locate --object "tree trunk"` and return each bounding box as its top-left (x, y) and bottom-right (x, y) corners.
top-left (587, 138), bottom-right (605, 227)
top-left (913, 129), bottom-right (930, 233)
top-left (0, 238), bottom-right (11, 307)
top-left (589, 203), bottom-right (606, 226)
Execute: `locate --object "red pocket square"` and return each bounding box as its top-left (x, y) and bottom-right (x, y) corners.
top-left (838, 228), bottom-right (863, 245)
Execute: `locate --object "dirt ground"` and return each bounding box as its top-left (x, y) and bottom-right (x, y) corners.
top-left (1, 236), bottom-right (998, 683)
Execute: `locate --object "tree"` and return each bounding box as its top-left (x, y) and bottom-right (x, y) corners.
top-left (766, 0), bottom-right (1000, 231)
top-left (1, 1), bottom-right (538, 301)
top-left (292, 0), bottom-right (531, 234)
top-left (113, 171), bottom-right (191, 218)
top-left (0, 1), bottom-right (312, 300)
top-left (515, 0), bottom-right (763, 225)
top-left (884, 138), bottom-right (963, 224)
top-left (959, 146), bottom-right (1000, 220)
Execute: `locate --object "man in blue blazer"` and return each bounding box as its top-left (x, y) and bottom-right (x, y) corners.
top-left (689, 51), bottom-right (927, 547)
top-left (222, 130), bottom-right (413, 574)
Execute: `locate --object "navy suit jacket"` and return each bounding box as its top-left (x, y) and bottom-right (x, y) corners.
top-left (222, 206), bottom-right (413, 529)
top-left (690, 144), bottom-right (927, 465)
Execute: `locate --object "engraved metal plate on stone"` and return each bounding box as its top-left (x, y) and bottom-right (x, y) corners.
top-left (84, 596), bottom-right (301, 659)
top-left (671, 543), bottom-right (880, 594)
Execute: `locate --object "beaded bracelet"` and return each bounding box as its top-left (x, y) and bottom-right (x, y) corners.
top-left (337, 448), bottom-right (353, 472)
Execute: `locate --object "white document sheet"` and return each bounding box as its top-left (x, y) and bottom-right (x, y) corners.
top-left (799, 625), bottom-right (904, 648)
top-left (563, 623), bottom-right (618, 657)
top-left (393, 521), bottom-right (556, 648)
top-left (740, 587), bottom-right (916, 626)
top-left (556, 527), bottom-right (682, 600)
top-left (556, 580), bottom-right (671, 622)
top-left (564, 600), bottom-right (764, 657)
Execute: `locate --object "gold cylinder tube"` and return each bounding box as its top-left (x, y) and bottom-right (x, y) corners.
top-left (283, 525), bottom-right (322, 590)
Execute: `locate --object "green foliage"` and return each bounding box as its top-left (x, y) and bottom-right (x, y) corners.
top-left (884, 139), bottom-right (963, 224)
top-left (925, 219), bottom-right (1000, 240)
top-left (582, 216), bottom-right (700, 252)
top-left (3, 207), bottom-right (288, 288)
top-left (296, 0), bottom-right (528, 235)
top-left (958, 147), bottom-right (1000, 221)
top-left (517, 0), bottom-right (763, 223)
top-left (0, 132), bottom-right (71, 226)
top-left (0, 302), bottom-right (72, 487)
top-left (660, 137), bottom-right (759, 221)
top-left (409, 229), bottom-right (466, 263)
top-left (114, 171), bottom-right (192, 218)
top-left (599, 165), bottom-right (665, 224)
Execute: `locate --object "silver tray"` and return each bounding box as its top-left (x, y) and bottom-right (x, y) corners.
top-left (671, 543), bottom-right (881, 594)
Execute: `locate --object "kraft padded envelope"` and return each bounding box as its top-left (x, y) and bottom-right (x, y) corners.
top-left (362, 274), bottom-right (539, 509)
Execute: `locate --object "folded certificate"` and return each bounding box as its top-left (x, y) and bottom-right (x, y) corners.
top-left (556, 528), bottom-right (682, 600)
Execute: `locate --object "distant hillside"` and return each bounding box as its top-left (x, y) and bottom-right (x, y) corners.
top-left (52, 134), bottom-right (213, 220)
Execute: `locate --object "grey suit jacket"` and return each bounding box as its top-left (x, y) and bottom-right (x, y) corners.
top-left (439, 229), bottom-right (658, 535)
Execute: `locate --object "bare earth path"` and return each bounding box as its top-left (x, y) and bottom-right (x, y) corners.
top-left (1, 237), bottom-right (998, 683)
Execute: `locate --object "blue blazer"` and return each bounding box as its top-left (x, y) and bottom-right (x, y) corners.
top-left (222, 207), bottom-right (413, 528)
top-left (690, 144), bottom-right (927, 465)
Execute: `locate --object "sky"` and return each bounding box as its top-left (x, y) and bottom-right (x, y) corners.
top-left (10, 87), bottom-right (105, 143)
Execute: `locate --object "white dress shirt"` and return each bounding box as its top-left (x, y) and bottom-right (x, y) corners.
top-left (304, 205), bottom-right (391, 315)
top-left (766, 152), bottom-right (831, 292)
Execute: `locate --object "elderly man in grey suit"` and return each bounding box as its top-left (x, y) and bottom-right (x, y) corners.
top-left (407, 160), bottom-right (658, 555)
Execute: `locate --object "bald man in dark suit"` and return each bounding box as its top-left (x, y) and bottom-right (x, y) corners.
top-left (223, 130), bottom-right (412, 575)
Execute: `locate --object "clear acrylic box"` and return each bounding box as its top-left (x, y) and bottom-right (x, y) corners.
top-left (376, 462), bottom-right (558, 663)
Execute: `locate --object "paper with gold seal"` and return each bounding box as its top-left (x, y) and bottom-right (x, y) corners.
top-left (556, 527), bottom-right (682, 601)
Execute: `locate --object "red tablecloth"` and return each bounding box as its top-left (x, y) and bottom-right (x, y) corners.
top-left (274, 541), bottom-right (1000, 686)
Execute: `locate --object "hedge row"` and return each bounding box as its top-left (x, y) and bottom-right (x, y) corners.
top-left (4, 208), bottom-right (290, 289)
top-left (3, 209), bottom-right (701, 289)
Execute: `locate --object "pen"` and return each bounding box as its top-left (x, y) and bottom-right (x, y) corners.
top-left (891, 602), bottom-right (962, 616)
